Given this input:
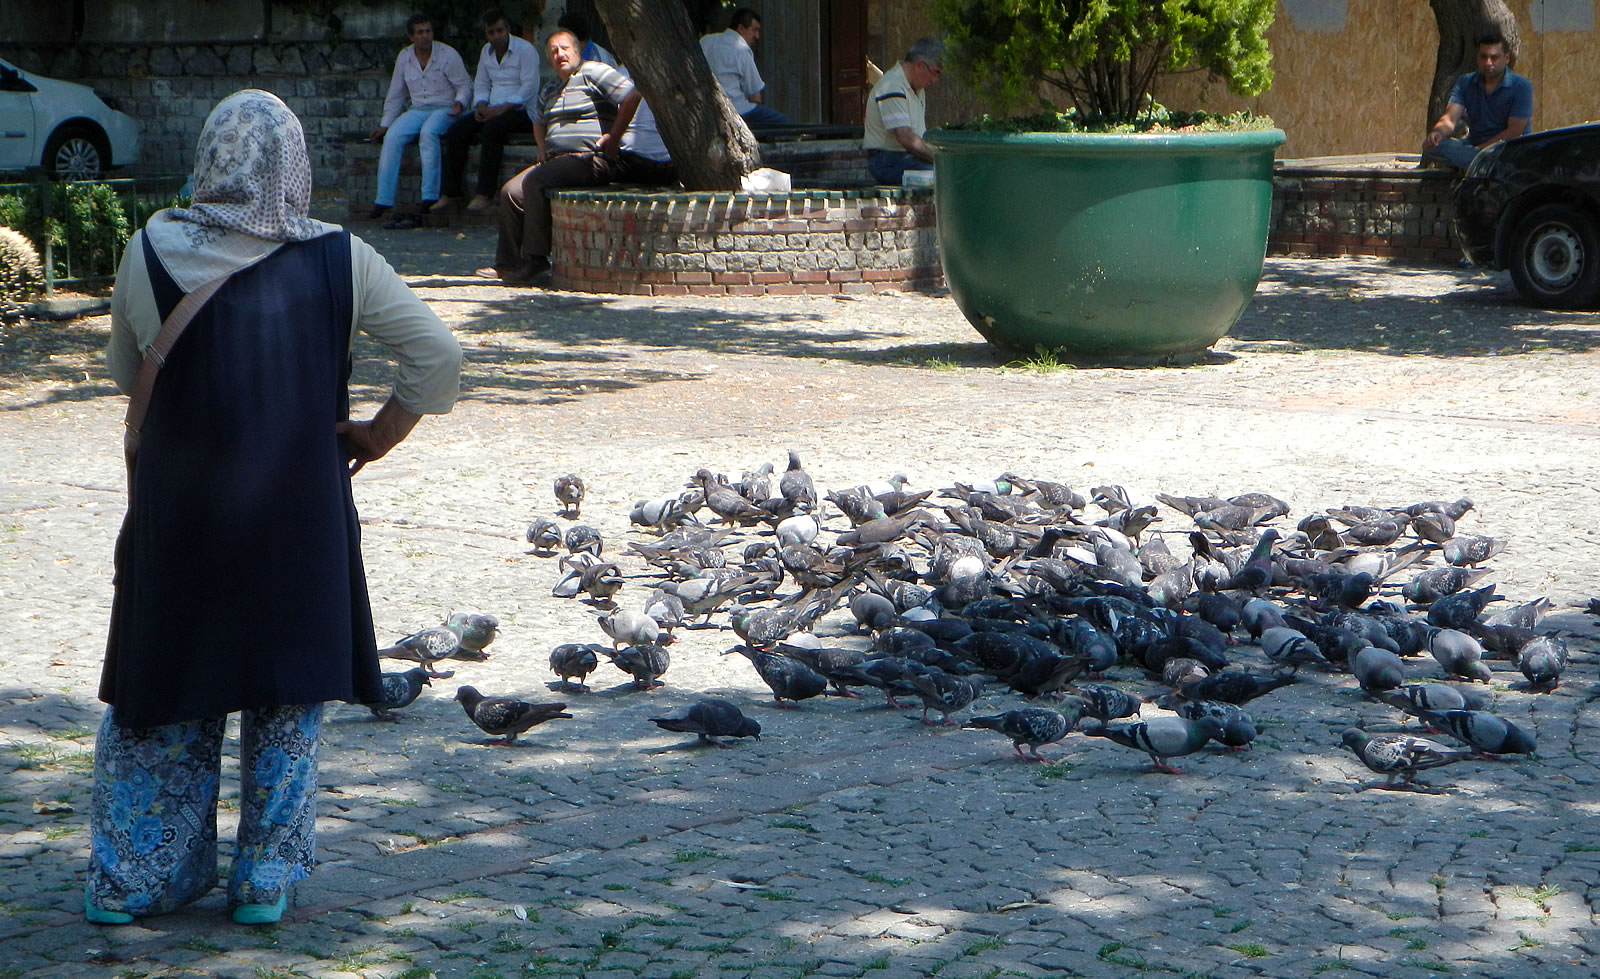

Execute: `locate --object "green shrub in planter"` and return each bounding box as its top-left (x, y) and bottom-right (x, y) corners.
top-left (0, 181), bottom-right (133, 280)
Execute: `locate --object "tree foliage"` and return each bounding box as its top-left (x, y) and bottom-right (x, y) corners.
top-left (929, 0), bottom-right (1275, 124)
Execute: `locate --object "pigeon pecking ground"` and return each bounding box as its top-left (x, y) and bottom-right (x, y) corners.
top-left (4, 248), bottom-right (1600, 977)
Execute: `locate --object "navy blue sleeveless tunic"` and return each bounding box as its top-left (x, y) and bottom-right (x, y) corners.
top-left (101, 231), bottom-right (383, 728)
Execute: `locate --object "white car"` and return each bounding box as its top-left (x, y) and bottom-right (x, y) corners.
top-left (0, 57), bottom-right (140, 179)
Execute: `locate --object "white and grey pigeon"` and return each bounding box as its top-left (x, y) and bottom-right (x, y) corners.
top-left (1516, 635), bottom-right (1567, 690)
top-left (377, 626), bottom-right (460, 678)
top-left (554, 473), bottom-right (585, 517)
top-left (361, 667), bottom-right (431, 721)
top-left (549, 642), bottom-right (604, 691)
top-left (1340, 727), bottom-right (1476, 789)
top-left (909, 672), bottom-right (982, 726)
top-left (964, 708), bottom-right (1072, 761)
top-left (598, 609), bottom-right (665, 650)
top-left (1078, 715), bottom-right (1226, 774)
top-left (649, 698), bottom-right (761, 747)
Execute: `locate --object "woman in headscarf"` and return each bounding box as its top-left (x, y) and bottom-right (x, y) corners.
top-left (88, 90), bottom-right (461, 926)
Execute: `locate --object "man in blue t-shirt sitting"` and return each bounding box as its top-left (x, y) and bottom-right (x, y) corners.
top-left (1422, 29), bottom-right (1532, 170)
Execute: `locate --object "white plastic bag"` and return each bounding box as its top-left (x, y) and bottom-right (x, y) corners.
top-left (741, 167), bottom-right (792, 193)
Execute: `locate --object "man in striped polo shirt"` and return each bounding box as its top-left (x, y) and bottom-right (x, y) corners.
top-left (863, 38), bottom-right (944, 185)
top-left (477, 29), bottom-right (641, 285)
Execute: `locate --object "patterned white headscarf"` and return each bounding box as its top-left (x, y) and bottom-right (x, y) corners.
top-left (144, 89), bottom-right (339, 291)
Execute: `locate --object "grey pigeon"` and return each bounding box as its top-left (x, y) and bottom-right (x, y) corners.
top-left (739, 462), bottom-right (774, 503)
top-left (1177, 669), bottom-right (1294, 705)
top-left (650, 698), bottom-right (762, 747)
top-left (553, 473), bottom-right (585, 517)
top-left (565, 524), bottom-right (603, 556)
top-left (1483, 597), bottom-right (1552, 630)
top-left (606, 643), bottom-right (671, 690)
top-left (549, 642), bottom-right (604, 691)
top-left (850, 591), bottom-right (898, 632)
top-left (1376, 682), bottom-right (1474, 718)
top-left (695, 469), bottom-right (772, 525)
top-left (1516, 635), bottom-right (1567, 690)
top-left (1340, 727), bottom-right (1476, 789)
top-left (1427, 584), bottom-right (1502, 630)
top-left (444, 611), bottom-right (499, 656)
top-left (1427, 628), bottom-right (1492, 683)
top-left (1410, 510), bottom-right (1456, 543)
top-left (1353, 646), bottom-right (1406, 692)
top-left (362, 667), bottom-right (431, 721)
top-left (1240, 597), bottom-right (1288, 638)
top-left (1417, 709), bottom-right (1537, 756)
top-left (909, 672), bottom-right (982, 726)
top-left (1401, 566), bottom-right (1490, 605)
top-left (964, 708), bottom-right (1072, 761)
top-left (378, 626), bottom-right (460, 678)
top-left (1440, 535), bottom-right (1505, 567)
top-left (1063, 683), bottom-right (1142, 722)
top-left (642, 590), bottom-right (688, 637)
top-left (779, 450), bottom-right (817, 506)
top-left (730, 607), bottom-right (805, 649)
top-left (1259, 626), bottom-right (1330, 670)
top-left (1079, 715), bottom-right (1226, 774)
top-left (736, 647), bottom-right (829, 707)
top-left (577, 562), bottom-right (625, 604)
top-left (454, 686), bottom-right (572, 745)
top-left (525, 516), bottom-right (561, 552)
top-left (1220, 528), bottom-right (1280, 593)
top-left (1173, 700), bottom-right (1256, 748)
top-left (598, 609), bottom-right (665, 650)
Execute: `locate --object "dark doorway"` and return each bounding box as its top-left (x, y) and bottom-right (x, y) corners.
top-left (825, 0), bottom-right (867, 123)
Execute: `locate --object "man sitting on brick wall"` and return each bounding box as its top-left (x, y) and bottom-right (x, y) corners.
top-left (476, 29), bottom-right (640, 286)
top-left (699, 7), bottom-right (788, 128)
top-left (1422, 29), bottom-right (1533, 170)
top-left (863, 38), bottom-right (943, 185)
top-left (434, 9), bottom-right (539, 215)
top-left (367, 13), bottom-right (471, 229)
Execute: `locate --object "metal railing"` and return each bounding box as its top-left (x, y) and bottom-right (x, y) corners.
top-left (0, 171), bottom-right (188, 294)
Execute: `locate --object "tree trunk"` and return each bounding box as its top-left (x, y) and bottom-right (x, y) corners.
top-left (592, 0), bottom-right (761, 191)
top-left (1427, 0), bottom-right (1519, 132)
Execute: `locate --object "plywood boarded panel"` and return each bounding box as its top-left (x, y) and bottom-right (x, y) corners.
top-left (759, 0), bottom-right (822, 123)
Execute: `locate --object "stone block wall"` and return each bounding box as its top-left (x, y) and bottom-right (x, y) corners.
top-left (548, 189), bottom-right (941, 296)
top-left (1269, 163), bottom-right (1461, 263)
top-left (0, 42), bottom-right (393, 189)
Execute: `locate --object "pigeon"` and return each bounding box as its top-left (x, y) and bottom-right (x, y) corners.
top-left (1516, 634), bottom-right (1567, 690)
top-left (1376, 682), bottom-right (1482, 719)
top-left (565, 524), bottom-right (603, 556)
top-left (1417, 709), bottom-right (1537, 756)
top-left (1259, 626), bottom-right (1331, 670)
top-left (909, 672), bottom-right (982, 726)
top-left (642, 589), bottom-right (688, 637)
top-left (554, 473), bottom-right (585, 517)
top-left (1427, 584), bottom-right (1502, 630)
top-left (739, 462), bottom-right (774, 503)
top-left (1427, 628), bottom-right (1492, 683)
top-left (850, 591), bottom-right (899, 632)
top-left (1439, 535), bottom-right (1505, 567)
top-left (361, 667), bottom-right (431, 721)
top-left (649, 698), bottom-right (762, 747)
top-left (964, 708), bottom-right (1072, 761)
top-left (730, 607), bottom-right (806, 649)
top-left (577, 562), bottom-right (625, 604)
top-left (1240, 598), bottom-right (1288, 638)
top-left (1078, 715), bottom-right (1226, 774)
top-left (1483, 597), bottom-right (1552, 631)
top-left (694, 469), bottom-right (773, 525)
top-left (454, 686), bottom-right (571, 745)
top-left (444, 612), bottom-right (499, 656)
top-left (736, 647), bottom-right (829, 706)
top-left (659, 575), bottom-right (762, 623)
top-left (378, 626), bottom-right (460, 678)
top-left (1219, 529), bottom-right (1280, 593)
top-left (775, 510), bottom-right (823, 548)
top-left (1176, 669), bottom-right (1294, 705)
top-left (1401, 566), bottom-right (1490, 605)
top-left (1172, 700), bottom-right (1256, 748)
top-left (606, 643), bottom-right (671, 690)
top-left (598, 609), bottom-right (665, 650)
top-left (1353, 646), bottom-right (1406, 692)
top-left (1410, 510), bottom-right (1456, 543)
top-left (779, 449), bottom-right (817, 506)
top-left (525, 516), bottom-right (562, 552)
top-left (1340, 728), bottom-right (1476, 789)
top-left (1062, 683), bottom-right (1142, 723)
top-left (549, 642), bottom-right (604, 691)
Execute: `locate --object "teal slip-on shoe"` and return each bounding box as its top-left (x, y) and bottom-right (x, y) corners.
top-left (84, 894), bottom-right (133, 925)
top-left (231, 892), bottom-right (288, 925)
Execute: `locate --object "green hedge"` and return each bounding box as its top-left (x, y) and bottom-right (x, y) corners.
top-left (0, 182), bottom-right (184, 281)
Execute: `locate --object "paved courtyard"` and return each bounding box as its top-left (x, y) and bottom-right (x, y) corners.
top-left (3, 218), bottom-right (1600, 978)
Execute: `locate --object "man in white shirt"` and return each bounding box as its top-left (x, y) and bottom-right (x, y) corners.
top-left (863, 37), bottom-right (943, 185)
top-left (436, 9), bottom-right (540, 213)
top-left (367, 14), bottom-right (471, 228)
top-left (699, 7), bottom-right (788, 127)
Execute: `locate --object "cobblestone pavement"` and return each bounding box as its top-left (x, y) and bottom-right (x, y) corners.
top-left (4, 218), bottom-right (1600, 978)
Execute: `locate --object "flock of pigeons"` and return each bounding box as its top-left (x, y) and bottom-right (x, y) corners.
top-left (364, 452), bottom-right (1569, 791)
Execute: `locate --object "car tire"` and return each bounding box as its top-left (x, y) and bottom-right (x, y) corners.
top-left (42, 125), bottom-right (108, 180)
top-left (1506, 203), bottom-right (1600, 310)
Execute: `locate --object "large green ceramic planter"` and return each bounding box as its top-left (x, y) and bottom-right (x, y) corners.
top-left (925, 128), bottom-right (1285, 359)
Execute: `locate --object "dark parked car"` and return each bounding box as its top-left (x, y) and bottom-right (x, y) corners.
top-left (1453, 123), bottom-right (1600, 309)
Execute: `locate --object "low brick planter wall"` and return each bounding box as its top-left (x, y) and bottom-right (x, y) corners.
top-left (548, 188), bottom-right (940, 296)
top-left (1269, 156), bottom-right (1461, 263)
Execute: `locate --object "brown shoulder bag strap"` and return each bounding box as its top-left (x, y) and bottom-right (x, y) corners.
top-left (122, 272), bottom-right (233, 475)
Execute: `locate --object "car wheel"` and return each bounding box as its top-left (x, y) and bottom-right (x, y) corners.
top-left (1507, 203), bottom-right (1600, 309)
top-left (43, 125), bottom-right (108, 180)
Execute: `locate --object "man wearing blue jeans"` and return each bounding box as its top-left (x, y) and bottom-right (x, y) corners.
top-left (700, 7), bottom-right (788, 127)
top-left (368, 14), bottom-right (471, 228)
top-left (863, 38), bottom-right (943, 185)
top-left (1422, 29), bottom-right (1532, 170)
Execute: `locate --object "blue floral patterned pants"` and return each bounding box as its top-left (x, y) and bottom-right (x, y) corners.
top-left (86, 703), bottom-right (322, 917)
